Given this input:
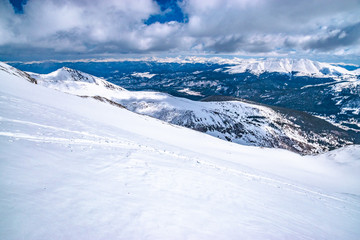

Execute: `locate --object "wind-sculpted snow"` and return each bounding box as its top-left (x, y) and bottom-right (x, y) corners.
top-left (28, 66), bottom-right (359, 154)
top-left (1, 61), bottom-right (360, 239)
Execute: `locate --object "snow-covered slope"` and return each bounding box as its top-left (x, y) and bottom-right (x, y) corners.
top-left (29, 66), bottom-right (359, 154)
top-left (1, 61), bottom-right (360, 239)
top-left (0, 62), bottom-right (37, 84)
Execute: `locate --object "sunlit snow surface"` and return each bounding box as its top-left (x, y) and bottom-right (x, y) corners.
top-left (1, 62), bottom-right (360, 239)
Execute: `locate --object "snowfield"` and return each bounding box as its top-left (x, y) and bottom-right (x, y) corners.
top-left (1, 62), bottom-right (360, 239)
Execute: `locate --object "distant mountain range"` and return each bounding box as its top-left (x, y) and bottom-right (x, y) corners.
top-left (10, 57), bottom-right (359, 133)
top-left (212, 58), bottom-right (355, 77)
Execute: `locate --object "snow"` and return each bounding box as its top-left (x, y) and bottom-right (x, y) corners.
top-left (332, 79), bottom-right (360, 92)
top-left (131, 72), bottom-right (157, 78)
top-left (177, 88), bottom-right (204, 96)
top-left (1, 61), bottom-right (360, 239)
top-left (352, 68), bottom-right (360, 75)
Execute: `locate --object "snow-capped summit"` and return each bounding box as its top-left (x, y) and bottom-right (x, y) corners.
top-left (29, 67), bottom-right (126, 98)
top-left (44, 67), bottom-right (98, 83)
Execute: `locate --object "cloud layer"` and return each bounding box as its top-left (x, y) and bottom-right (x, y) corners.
top-left (0, 0), bottom-right (359, 62)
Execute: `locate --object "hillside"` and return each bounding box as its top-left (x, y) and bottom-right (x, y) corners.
top-left (1, 62), bottom-right (360, 239)
top-left (1, 61), bottom-right (360, 239)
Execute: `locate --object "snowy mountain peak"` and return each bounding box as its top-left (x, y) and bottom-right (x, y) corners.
top-left (42, 67), bottom-right (97, 83)
top-left (29, 67), bottom-right (126, 97)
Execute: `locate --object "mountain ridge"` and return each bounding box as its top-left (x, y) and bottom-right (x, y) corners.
top-left (23, 64), bottom-right (360, 155)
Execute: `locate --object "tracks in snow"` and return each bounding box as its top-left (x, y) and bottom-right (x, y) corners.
top-left (1, 116), bottom-right (358, 208)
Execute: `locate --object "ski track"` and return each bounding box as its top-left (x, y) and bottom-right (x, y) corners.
top-left (1, 116), bottom-right (358, 210)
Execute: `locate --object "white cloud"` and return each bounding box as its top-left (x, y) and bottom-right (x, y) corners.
top-left (0, 0), bottom-right (160, 48)
top-left (0, 0), bottom-right (359, 62)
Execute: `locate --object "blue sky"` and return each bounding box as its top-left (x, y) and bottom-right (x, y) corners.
top-left (145, 0), bottom-right (188, 25)
top-left (1, 0), bottom-right (360, 64)
top-left (9, 0), bottom-right (27, 13)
